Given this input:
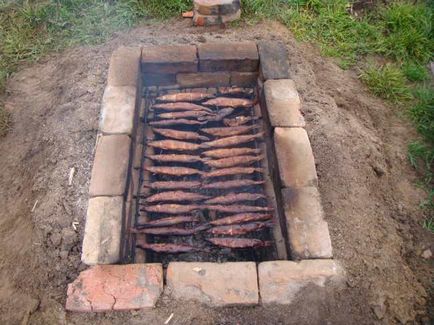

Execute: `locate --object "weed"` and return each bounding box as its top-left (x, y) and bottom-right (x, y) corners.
top-left (0, 105), bottom-right (11, 137)
top-left (402, 62), bottom-right (430, 82)
top-left (423, 217), bottom-right (434, 233)
top-left (360, 63), bottom-right (412, 102)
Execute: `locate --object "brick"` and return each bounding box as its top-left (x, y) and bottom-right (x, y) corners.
top-left (198, 42), bottom-right (258, 72)
top-left (193, 13), bottom-right (221, 26)
top-left (141, 45), bottom-right (198, 74)
top-left (258, 41), bottom-right (290, 80)
top-left (66, 264), bottom-right (163, 311)
top-left (143, 73), bottom-right (177, 86)
top-left (107, 47), bottom-right (141, 87)
top-left (100, 86), bottom-right (137, 135)
top-left (89, 135), bottom-right (131, 197)
top-left (177, 72), bottom-right (230, 88)
top-left (274, 128), bottom-right (317, 188)
top-left (133, 142), bottom-right (143, 169)
top-left (264, 79), bottom-right (304, 127)
top-left (82, 197), bottom-right (123, 265)
top-left (282, 186), bottom-right (333, 259)
top-left (221, 8), bottom-right (241, 23)
top-left (258, 260), bottom-right (344, 304)
top-left (230, 71), bottom-right (258, 87)
top-left (194, 0), bottom-right (240, 15)
top-left (166, 262), bottom-right (259, 306)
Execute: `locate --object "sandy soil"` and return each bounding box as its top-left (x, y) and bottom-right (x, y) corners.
top-left (0, 20), bottom-right (432, 324)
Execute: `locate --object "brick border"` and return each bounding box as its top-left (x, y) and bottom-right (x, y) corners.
top-left (73, 42), bottom-right (340, 312)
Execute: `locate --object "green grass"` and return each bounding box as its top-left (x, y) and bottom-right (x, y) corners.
top-left (423, 217), bottom-right (434, 233)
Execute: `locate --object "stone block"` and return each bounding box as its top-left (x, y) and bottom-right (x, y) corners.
top-left (274, 128), bottom-right (317, 188)
top-left (177, 72), bottom-right (230, 88)
top-left (258, 41), bottom-right (290, 80)
top-left (100, 86), bottom-right (137, 135)
top-left (107, 46), bottom-right (141, 87)
top-left (198, 42), bottom-right (258, 72)
top-left (89, 135), bottom-right (131, 197)
top-left (142, 45), bottom-right (198, 74)
top-left (221, 9), bottom-right (241, 23)
top-left (230, 72), bottom-right (258, 87)
top-left (194, 0), bottom-right (240, 15)
top-left (264, 79), bottom-right (304, 127)
top-left (193, 13), bottom-right (221, 26)
top-left (282, 186), bottom-right (333, 259)
top-left (258, 260), bottom-right (344, 304)
top-left (166, 262), bottom-right (259, 306)
top-left (66, 264), bottom-right (163, 311)
top-left (82, 197), bottom-right (123, 265)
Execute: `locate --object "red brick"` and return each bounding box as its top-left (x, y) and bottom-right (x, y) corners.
top-left (230, 71), bottom-right (258, 87)
top-left (166, 262), bottom-right (259, 306)
top-left (177, 72), bottom-right (230, 87)
top-left (193, 13), bottom-right (221, 26)
top-left (141, 45), bottom-right (198, 74)
top-left (107, 47), bottom-right (141, 87)
top-left (198, 42), bottom-right (259, 72)
top-left (273, 128), bottom-right (317, 188)
top-left (66, 264), bottom-right (163, 311)
top-left (89, 135), bottom-right (131, 197)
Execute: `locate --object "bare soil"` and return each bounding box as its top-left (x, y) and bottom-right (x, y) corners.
top-left (0, 20), bottom-right (432, 325)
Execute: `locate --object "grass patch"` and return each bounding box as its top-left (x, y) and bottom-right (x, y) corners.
top-left (423, 217), bottom-right (434, 233)
top-left (0, 105), bottom-right (11, 137)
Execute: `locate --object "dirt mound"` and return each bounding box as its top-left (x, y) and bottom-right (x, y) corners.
top-left (0, 20), bottom-right (432, 324)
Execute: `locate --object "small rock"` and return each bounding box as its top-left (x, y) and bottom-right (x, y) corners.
top-left (372, 164), bottom-right (385, 177)
top-left (61, 228), bottom-right (77, 251)
top-left (372, 304), bottom-right (386, 320)
top-left (421, 249), bottom-right (432, 259)
top-left (50, 232), bottom-right (62, 247)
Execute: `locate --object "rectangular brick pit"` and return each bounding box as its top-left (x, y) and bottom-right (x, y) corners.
top-left (71, 41), bottom-right (338, 311)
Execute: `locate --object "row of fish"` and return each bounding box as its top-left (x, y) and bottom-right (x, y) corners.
top-left (136, 89), bottom-right (273, 254)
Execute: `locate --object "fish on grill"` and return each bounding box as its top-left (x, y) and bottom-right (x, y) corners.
top-left (201, 179), bottom-right (265, 190)
top-left (158, 110), bottom-right (214, 120)
top-left (209, 213), bottom-right (272, 226)
top-left (136, 216), bottom-right (200, 228)
top-left (149, 119), bottom-right (206, 127)
top-left (147, 139), bottom-right (202, 151)
top-left (202, 133), bottom-right (264, 148)
top-left (201, 125), bottom-right (258, 137)
top-left (131, 224), bottom-right (210, 236)
top-left (208, 222), bottom-right (272, 236)
top-left (207, 237), bottom-right (272, 249)
top-left (202, 147), bottom-right (262, 159)
top-left (143, 181), bottom-right (201, 190)
top-left (137, 242), bottom-right (202, 253)
top-left (152, 128), bottom-right (209, 141)
top-left (156, 92), bottom-right (214, 103)
top-left (145, 154), bottom-right (202, 163)
top-left (203, 97), bottom-right (254, 108)
top-left (203, 167), bottom-right (263, 178)
top-left (144, 166), bottom-right (203, 176)
top-left (143, 191), bottom-right (209, 203)
top-left (204, 192), bottom-right (266, 204)
top-left (223, 116), bottom-right (258, 127)
top-left (206, 205), bottom-right (273, 213)
top-left (152, 102), bottom-right (213, 112)
top-left (218, 87), bottom-right (254, 97)
top-left (142, 204), bottom-right (201, 214)
top-left (200, 107), bottom-right (234, 122)
top-left (203, 155), bottom-right (264, 168)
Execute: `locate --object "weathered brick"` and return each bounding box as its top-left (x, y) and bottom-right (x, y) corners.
top-left (198, 42), bottom-right (258, 72)
top-left (143, 73), bottom-right (177, 86)
top-left (82, 196), bottom-right (123, 265)
top-left (193, 13), bottom-right (221, 26)
top-left (258, 41), bottom-right (290, 80)
top-left (274, 128), bottom-right (317, 188)
top-left (194, 0), bottom-right (240, 15)
top-left (282, 186), bottom-right (333, 259)
top-left (107, 47), bottom-right (141, 87)
top-left (177, 72), bottom-right (230, 88)
top-left (230, 71), bottom-right (258, 87)
top-left (141, 45), bottom-right (198, 74)
top-left (100, 86), bottom-right (137, 135)
top-left (258, 260), bottom-right (344, 304)
top-left (166, 262), bottom-right (259, 306)
top-left (66, 264), bottom-right (163, 311)
top-left (89, 135), bottom-right (131, 197)
top-left (264, 79), bottom-right (304, 127)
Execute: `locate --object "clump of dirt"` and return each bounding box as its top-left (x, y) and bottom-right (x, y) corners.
top-left (0, 20), bottom-right (432, 324)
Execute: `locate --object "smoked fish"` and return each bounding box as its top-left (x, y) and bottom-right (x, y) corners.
top-left (145, 154), bottom-right (202, 163)
top-left (147, 139), bottom-right (202, 151)
top-left (156, 92), bottom-right (214, 103)
top-left (202, 147), bottom-right (262, 159)
top-left (142, 204), bottom-right (201, 214)
top-left (207, 237), bottom-right (272, 249)
top-left (136, 216), bottom-right (200, 228)
top-left (203, 97), bottom-right (254, 108)
top-left (203, 167), bottom-right (263, 178)
top-left (152, 128), bottom-right (209, 141)
top-left (143, 181), bottom-right (201, 190)
top-left (209, 213), bottom-right (272, 226)
top-left (152, 102), bottom-right (212, 112)
top-left (144, 166), bottom-right (202, 176)
top-left (202, 133), bottom-right (263, 148)
top-left (203, 155), bottom-right (263, 168)
top-left (208, 222), bottom-right (271, 236)
top-left (201, 125), bottom-right (258, 137)
top-left (204, 193), bottom-right (266, 204)
top-left (201, 179), bottom-right (264, 190)
top-left (143, 191), bottom-right (208, 203)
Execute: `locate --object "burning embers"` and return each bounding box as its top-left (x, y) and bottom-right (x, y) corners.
top-left (134, 87), bottom-right (274, 262)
